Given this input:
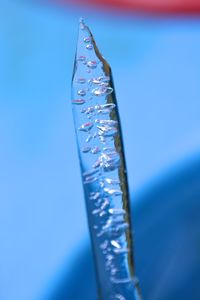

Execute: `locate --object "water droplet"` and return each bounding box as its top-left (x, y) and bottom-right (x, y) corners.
top-left (77, 77), bottom-right (86, 84)
top-left (81, 146), bottom-right (91, 153)
top-left (87, 60), bottom-right (97, 69)
top-left (77, 55), bottom-right (86, 62)
top-left (86, 44), bottom-right (93, 50)
top-left (92, 86), bottom-right (113, 96)
top-left (72, 99), bottom-right (85, 105)
top-left (84, 37), bottom-right (91, 43)
top-left (78, 89), bottom-right (86, 96)
top-left (79, 122), bottom-right (93, 132)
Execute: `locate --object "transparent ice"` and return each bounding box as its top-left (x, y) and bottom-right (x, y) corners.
top-left (71, 18), bottom-right (143, 300)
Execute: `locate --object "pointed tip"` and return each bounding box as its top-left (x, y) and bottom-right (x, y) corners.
top-left (79, 17), bottom-right (84, 23)
top-left (79, 17), bottom-right (86, 30)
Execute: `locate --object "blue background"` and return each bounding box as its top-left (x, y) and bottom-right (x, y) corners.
top-left (0, 1), bottom-right (200, 299)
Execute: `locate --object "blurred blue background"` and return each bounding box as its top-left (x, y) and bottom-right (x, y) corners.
top-left (0, 0), bottom-right (200, 299)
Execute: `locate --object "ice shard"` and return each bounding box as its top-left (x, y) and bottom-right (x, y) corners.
top-left (71, 18), bottom-right (142, 300)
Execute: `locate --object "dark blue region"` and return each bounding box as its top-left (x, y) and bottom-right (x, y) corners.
top-left (48, 156), bottom-right (200, 300)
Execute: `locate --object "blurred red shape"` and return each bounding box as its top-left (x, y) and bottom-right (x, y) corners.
top-left (52, 0), bottom-right (200, 14)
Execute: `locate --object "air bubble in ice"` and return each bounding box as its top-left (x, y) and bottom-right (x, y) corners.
top-left (72, 99), bottom-right (85, 105)
top-left (104, 188), bottom-right (122, 196)
top-left (81, 146), bottom-right (91, 153)
top-left (91, 146), bottom-right (100, 154)
top-left (77, 78), bottom-right (86, 84)
top-left (92, 86), bottom-right (113, 96)
top-left (79, 122), bottom-right (93, 132)
top-left (86, 44), bottom-right (93, 50)
top-left (84, 37), bottom-right (91, 43)
top-left (87, 60), bottom-right (97, 69)
top-left (77, 55), bottom-right (86, 62)
top-left (78, 89), bottom-right (86, 96)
